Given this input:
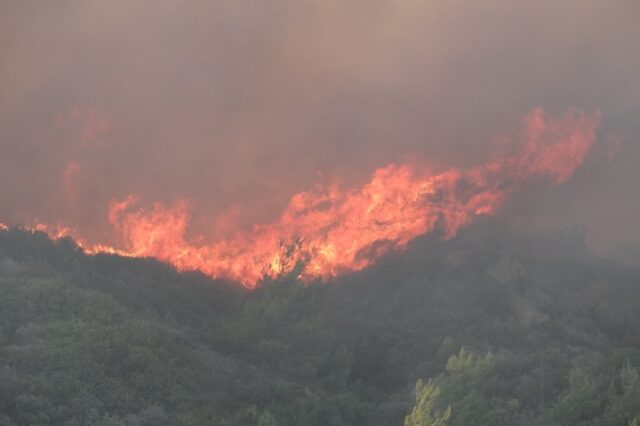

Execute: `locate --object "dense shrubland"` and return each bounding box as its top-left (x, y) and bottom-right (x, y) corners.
top-left (0, 222), bottom-right (639, 425)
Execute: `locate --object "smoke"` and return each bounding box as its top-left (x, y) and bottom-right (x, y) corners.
top-left (1, 0), bottom-right (638, 258)
top-left (22, 109), bottom-right (599, 286)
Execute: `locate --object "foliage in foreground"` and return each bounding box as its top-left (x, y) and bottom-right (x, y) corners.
top-left (0, 224), bottom-right (639, 425)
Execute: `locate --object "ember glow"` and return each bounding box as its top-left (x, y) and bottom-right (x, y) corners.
top-left (3, 109), bottom-right (599, 286)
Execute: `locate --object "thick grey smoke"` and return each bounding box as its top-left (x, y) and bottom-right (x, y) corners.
top-left (1, 0), bottom-right (638, 254)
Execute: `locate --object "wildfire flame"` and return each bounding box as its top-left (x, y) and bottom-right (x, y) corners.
top-left (1, 109), bottom-right (599, 287)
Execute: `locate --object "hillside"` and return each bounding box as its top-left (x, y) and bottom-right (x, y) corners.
top-left (1, 224), bottom-right (639, 425)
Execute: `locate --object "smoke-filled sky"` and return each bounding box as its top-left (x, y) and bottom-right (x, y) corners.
top-left (1, 0), bottom-right (639, 257)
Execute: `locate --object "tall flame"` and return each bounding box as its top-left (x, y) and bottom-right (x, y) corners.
top-left (1, 109), bottom-right (599, 286)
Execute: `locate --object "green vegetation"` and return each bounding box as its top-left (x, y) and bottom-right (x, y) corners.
top-left (0, 223), bottom-right (639, 425)
top-left (404, 380), bottom-right (450, 426)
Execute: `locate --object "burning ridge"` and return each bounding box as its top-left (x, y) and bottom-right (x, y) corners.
top-left (2, 109), bottom-right (599, 286)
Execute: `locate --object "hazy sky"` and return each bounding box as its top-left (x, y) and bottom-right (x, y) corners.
top-left (1, 0), bottom-right (639, 253)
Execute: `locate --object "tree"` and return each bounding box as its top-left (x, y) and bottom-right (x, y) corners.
top-left (606, 360), bottom-right (640, 426)
top-left (439, 349), bottom-right (504, 426)
top-left (552, 367), bottom-right (601, 425)
top-left (405, 379), bottom-right (451, 426)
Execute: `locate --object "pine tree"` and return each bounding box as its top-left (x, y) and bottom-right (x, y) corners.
top-left (405, 379), bottom-right (451, 426)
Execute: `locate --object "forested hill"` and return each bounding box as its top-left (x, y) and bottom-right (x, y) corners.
top-left (1, 223), bottom-right (639, 426)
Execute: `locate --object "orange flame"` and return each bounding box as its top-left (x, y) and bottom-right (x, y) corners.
top-left (1, 109), bottom-right (599, 287)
